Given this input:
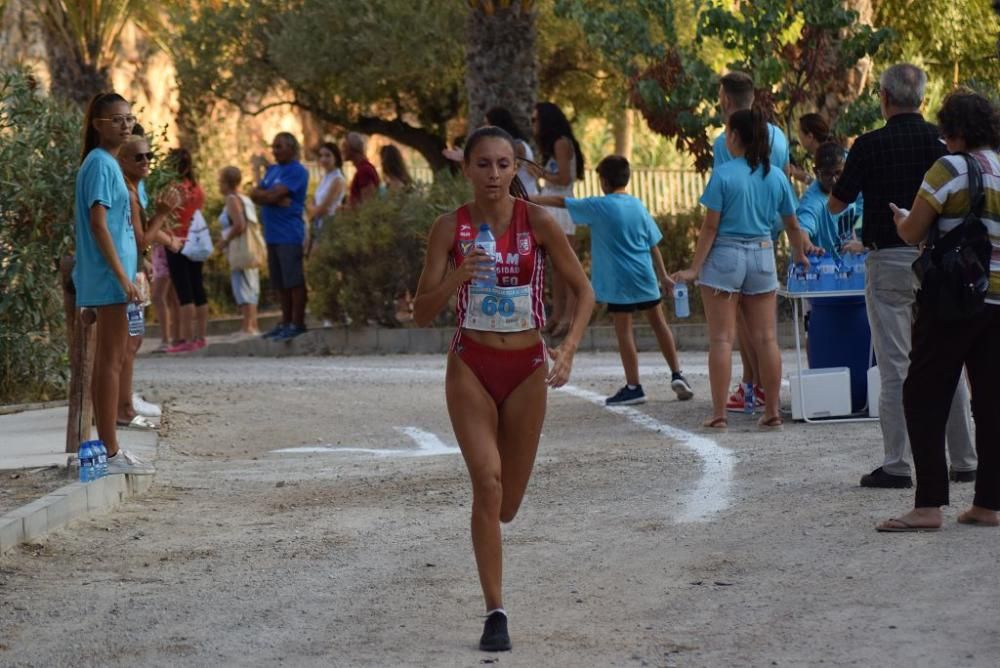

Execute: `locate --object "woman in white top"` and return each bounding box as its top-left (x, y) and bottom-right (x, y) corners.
top-left (532, 102), bottom-right (585, 337)
top-left (217, 166), bottom-right (261, 336)
top-left (306, 142), bottom-right (347, 255)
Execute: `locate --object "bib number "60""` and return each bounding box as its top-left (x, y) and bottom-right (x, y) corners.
top-left (480, 295), bottom-right (515, 317)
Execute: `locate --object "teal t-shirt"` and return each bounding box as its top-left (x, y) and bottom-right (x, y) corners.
top-left (713, 123), bottom-right (790, 170)
top-left (73, 148), bottom-right (136, 307)
top-left (700, 158), bottom-right (797, 238)
top-left (564, 193), bottom-right (662, 304)
top-left (796, 181), bottom-right (861, 256)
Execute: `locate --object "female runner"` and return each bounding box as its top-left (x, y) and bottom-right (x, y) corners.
top-left (413, 126), bottom-right (594, 652)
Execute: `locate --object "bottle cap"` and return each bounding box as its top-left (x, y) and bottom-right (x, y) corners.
top-left (479, 224), bottom-right (490, 231)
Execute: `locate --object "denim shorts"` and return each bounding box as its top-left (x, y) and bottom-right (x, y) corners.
top-left (698, 236), bottom-right (779, 295)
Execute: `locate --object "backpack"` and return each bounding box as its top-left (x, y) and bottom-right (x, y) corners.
top-left (181, 209), bottom-right (213, 262)
top-left (912, 154), bottom-right (992, 320)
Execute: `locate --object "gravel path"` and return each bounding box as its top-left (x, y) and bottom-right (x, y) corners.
top-left (1, 352), bottom-right (997, 667)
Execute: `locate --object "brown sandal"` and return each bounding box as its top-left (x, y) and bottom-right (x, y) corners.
top-left (757, 415), bottom-right (784, 431)
top-left (702, 416), bottom-right (728, 431)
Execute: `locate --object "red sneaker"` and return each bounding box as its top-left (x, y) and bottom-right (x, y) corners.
top-left (754, 385), bottom-right (767, 408)
top-left (190, 338), bottom-right (207, 351)
top-left (166, 340), bottom-right (194, 354)
top-left (725, 385), bottom-right (746, 413)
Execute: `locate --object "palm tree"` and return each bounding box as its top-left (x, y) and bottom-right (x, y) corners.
top-left (465, 0), bottom-right (538, 136)
top-left (31, 0), bottom-right (166, 106)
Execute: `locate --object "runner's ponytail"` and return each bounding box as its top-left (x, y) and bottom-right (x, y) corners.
top-left (728, 108), bottom-right (771, 176)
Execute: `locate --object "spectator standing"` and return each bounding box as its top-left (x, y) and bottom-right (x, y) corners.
top-left (791, 113), bottom-right (832, 185)
top-left (218, 166), bottom-right (261, 338)
top-left (116, 134), bottom-right (180, 427)
top-left (305, 142), bottom-right (346, 255)
top-left (672, 109), bottom-right (810, 430)
top-left (163, 148), bottom-right (209, 353)
top-left (878, 90), bottom-right (1000, 530)
top-left (712, 72), bottom-right (792, 415)
top-left (72, 92), bottom-right (152, 474)
top-left (341, 132), bottom-right (380, 207)
top-left (532, 102), bottom-right (585, 338)
top-left (379, 144), bottom-right (414, 192)
top-left (252, 132), bottom-right (310, 340)
top-left (828, 63), bottom-right (976, 489)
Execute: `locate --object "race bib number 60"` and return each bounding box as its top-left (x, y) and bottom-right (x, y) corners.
top-left (463, 285), bottom-right (535, 332)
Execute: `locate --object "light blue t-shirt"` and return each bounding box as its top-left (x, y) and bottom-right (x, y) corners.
top-left (259, 160), bottom-right (309, 245)
top-left (73, 148), bottom-right (136, 307)
top-left (700, 158), bottom-right (797, 238)
top-left (564, 193), bottom-right (663, 304)
top-left (797, 181), bottom-right (862, 256)
top-left (713, 123), bottom-right (790, 170)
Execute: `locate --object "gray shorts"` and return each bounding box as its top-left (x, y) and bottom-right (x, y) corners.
top-left (231, 269), bottom-right (260, 306)
top-left (266, 243), bottom-right (304, 290)
top-left (698, 236), bottom-right (779, 295)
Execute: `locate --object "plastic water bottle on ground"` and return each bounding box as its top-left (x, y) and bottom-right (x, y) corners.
top-left (127, 302), bottom-right (144, 337)
top-left (673, 282), bottom-right (690, 318)
top-left (93, 441), bottom-right (108, 478)
top-left (78, 441), bottom-right (96, 483)
top-left (473, 224), bottom-right (497, 288)
top-left (744, 382), bottom-right (755, 415)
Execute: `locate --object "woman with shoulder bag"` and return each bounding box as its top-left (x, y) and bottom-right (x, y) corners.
top-left (878, 90), bottom-right (1000, 532)
top-left (218, 166), bottom-right (262, 337)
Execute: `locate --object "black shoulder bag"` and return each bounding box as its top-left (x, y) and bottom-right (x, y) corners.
top-left (911, 154), bottom-right (992, 320)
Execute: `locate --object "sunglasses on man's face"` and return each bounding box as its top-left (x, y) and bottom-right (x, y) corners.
top-left (133, 152), bottom-right (154, 163)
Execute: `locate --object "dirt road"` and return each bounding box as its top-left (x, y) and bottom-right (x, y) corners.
top-left (1, 353), bottom-right (997, 667)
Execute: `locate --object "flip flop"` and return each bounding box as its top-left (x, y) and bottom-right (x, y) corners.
top-left (702, 416), bottom-right (728, 432)
top-left (757, 415), bottom-right (784, 431)
top-left (116, 415), bottom-right (158, 431)
top-left (957, 513), bottom-right (1000, 527)
top-left (876, 518), bottom-right (941, 533)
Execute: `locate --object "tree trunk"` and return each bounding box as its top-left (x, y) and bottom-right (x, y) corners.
top-left (43, 35), bottom-right (111, 108)
top-left (613, 107), bottom-right (634, 160)
top-left (818, 0), bottom-right (875, 123)
top-left (465, 2), bottom-right (538, 141)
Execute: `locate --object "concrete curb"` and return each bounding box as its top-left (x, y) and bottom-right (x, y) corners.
top-left (184, 322), bottom-right (804, 358)
top-left (0, 430), bottom-right (158, 557)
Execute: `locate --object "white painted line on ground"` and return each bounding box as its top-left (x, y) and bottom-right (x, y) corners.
top-left (558, 384), bottom-right (734, 523)
top-left (272, 426), bottom-right (459, 459)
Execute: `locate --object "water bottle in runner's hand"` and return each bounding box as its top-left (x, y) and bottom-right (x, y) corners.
top-left (127, 302), bottom-right (144, 337)
top-left (673, 282), bottom-right (690, 319)
top-left (473, 224), bottom-right (497, 288)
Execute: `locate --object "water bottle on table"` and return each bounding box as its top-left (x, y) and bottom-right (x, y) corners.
top-left (672, 282), bottom-right (690, 319)
top-left (473, 224), bottom-right (497, 288)
top-left (78, 441), bottom-right (96, 483)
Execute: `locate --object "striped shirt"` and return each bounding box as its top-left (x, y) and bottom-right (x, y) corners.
top-left (917, 149), bottom-right (1000, 305)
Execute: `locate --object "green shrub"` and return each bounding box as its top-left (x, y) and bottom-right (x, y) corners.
top-left (308, 172), bottom-right (471, 326)
top-left (0, 70), bottom-right (81, 403)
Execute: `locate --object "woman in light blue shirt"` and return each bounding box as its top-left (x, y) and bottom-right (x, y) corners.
top-left (674, 109), bottom-right (812, 430)
top-left (73, 92), bottom-right (153, 474)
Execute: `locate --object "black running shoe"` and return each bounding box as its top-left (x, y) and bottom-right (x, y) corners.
top-left (479, 611), bottom-right (512, 652)
top-left (950, 468), bottom-right (976, 483)
top-left (670, 371), bottom-right (694, 400)
top-left (860, 466), bottom-right (912, 489)
top-left (606, 385), bottom-right (646, 406)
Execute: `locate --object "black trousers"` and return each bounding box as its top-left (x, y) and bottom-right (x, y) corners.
top-left (904, 304), bottom-right (1000, 509)
top-left (165, 248), bottom-right (207, 307)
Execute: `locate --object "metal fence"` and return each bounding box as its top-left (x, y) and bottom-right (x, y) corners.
top-left (306, 163), bottom-right (710, 215)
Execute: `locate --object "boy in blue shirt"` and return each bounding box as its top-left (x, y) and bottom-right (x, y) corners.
top-left (796, 142), bottom-right (861, 255)
top-left (533, 156), bottom-right (693, 405)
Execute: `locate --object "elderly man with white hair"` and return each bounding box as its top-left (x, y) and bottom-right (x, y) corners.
top-left (341, 132), bottom-right (380, 207)
top-left (828, 63), bottom-right (976, 490)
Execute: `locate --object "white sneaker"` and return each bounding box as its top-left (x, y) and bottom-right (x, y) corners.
top-left (106, 448), bottom-right (155, 475)
top-left (132, 393), bottom-right (162, 417)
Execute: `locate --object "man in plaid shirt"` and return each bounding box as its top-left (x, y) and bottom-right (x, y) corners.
top-left (829, 64), bottom-right (976, 489)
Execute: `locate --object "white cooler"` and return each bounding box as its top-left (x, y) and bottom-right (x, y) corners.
top-left (789, 367), bottom-right (852, 420)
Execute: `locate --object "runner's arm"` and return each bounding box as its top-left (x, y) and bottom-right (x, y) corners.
top-left (528, 203), bottom-right (595, 387)
top-left (413, 213), bottom-right (490, 326)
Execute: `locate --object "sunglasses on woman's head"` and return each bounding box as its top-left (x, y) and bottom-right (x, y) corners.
top-left (133, 152), bottom-right (154, 163)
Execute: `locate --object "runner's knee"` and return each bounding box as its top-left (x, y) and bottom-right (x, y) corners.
top-left (470, 469), bottom-right (502, 510)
